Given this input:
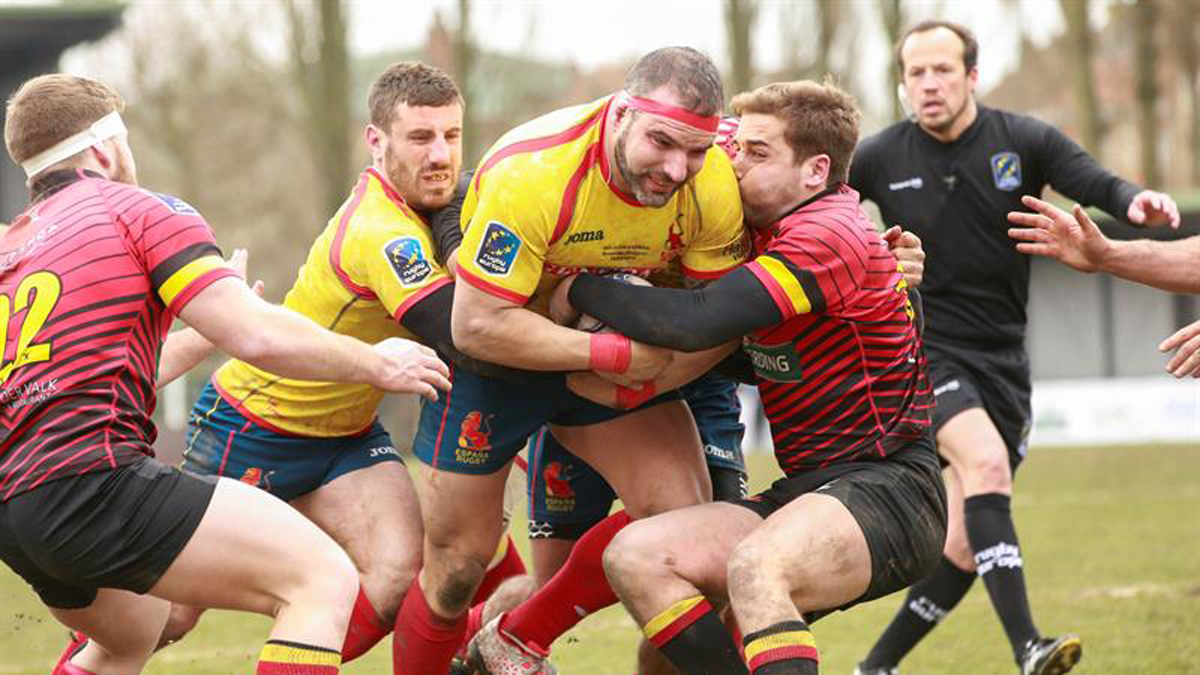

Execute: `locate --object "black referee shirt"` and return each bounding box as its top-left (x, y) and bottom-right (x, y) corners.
top-left (849, 105), bottom-right (1141, 348)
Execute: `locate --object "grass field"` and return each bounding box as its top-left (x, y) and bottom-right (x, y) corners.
top-left (2, 443), bottom-right (1197, 674)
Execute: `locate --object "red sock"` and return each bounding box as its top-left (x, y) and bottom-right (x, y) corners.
top-left (472, 535), bottom-right (527, 605)
top-left (341, 585), bottom-right (391, 662)
top-left (457, 602), bottom-right (487, 658)
top-left (500, 510), bottom-right (631, 652)
top-left (53, 631), bottom-right (89, 674)
top-left (392, 576), bottom-right (467, 675)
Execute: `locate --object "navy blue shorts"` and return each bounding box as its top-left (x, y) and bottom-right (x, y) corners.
top-left (183, 383), bottom-right (402, 501)
top-left (412, 367), bottom-right (681, 475)
top-left (527, 373), bottom-right (747, 539)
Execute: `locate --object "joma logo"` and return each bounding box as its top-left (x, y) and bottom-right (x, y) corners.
top-left (564, 230), bottom-right (605, 245)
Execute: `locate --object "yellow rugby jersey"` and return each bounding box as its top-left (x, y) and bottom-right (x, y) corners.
top-left (212, 168), bottom-right (451, 437)
top-left (456, 95), bottom-right (747, 314)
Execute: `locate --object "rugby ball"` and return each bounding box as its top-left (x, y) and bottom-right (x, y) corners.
top-left (572, 272), bottom-right (652, 333)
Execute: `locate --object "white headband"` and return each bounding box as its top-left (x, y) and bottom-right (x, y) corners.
top-left (20, 111), bottom-right (127, 178)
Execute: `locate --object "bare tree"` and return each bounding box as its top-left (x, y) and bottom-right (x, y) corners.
top-left (725, 0), bottom-right (758, 98)
top-left (1134, 0), bottom-right (1161, 188)
top-left (1060, 0), bottom-right (1104, 155)
top-left (814, 0), bottom-right (839, 79)
top-left (456, 0), bottom-right (480, 165)
top-left (879, 0), bottom-right (905, 121)
top-left (286, 0), bottom-right (352, 217)
top-left (1174, 0), bottom-right (1200, 185)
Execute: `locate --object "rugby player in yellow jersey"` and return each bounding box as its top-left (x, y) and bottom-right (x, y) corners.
top-left (392, 47), bottom-right (748, 675)
top-left (167, 63), bottom-right (506, 670)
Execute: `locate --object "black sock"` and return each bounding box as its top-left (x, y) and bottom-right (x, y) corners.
top-left (743, 619), bottom-right (818, 675)
top-left (861, 556), bottom-right (976, 668)
top-left (965, 492), bottom-right (1039, 660)
top-left (644, 596), bottom-right (748, 674)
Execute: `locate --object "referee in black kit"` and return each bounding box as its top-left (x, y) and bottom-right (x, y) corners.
top-left (849, 19), bottom-right (1180, 675)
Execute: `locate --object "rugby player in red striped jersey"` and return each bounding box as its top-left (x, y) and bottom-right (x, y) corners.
top-left (553, 80), bottom-right (947, 675)
top-left (0, 74), bottom-right (449, 675)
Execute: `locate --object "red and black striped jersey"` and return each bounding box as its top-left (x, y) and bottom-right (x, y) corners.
top-left (743, 184), bottom-right (932, 475)
top-left (0, 170), bottom-right (236, 501)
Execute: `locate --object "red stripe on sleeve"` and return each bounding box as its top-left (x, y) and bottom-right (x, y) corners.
top-left (456, 266), bottom-right (531, 305)
top-left (392, 276), bottom-right (453, 324)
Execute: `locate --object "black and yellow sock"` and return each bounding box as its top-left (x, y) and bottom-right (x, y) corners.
top-left (743, 620), bottom-right (818, 674)
top-left (965, 493), bottom-right (1039, 659)
top-left (643, 595), bottom-right (748, 674)
top-left (256, 639), bottom-right (341, 674)
top-left (860, 556), bottom-right (976, 668)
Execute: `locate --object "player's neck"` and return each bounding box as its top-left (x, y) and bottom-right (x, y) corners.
top-left (921, 98), bottom-right (978, 144)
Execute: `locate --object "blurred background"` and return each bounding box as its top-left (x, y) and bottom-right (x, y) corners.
top-left (0, 0), bottom-right (1196, 451)
top-left (1, 3), bottom-right (1198, 672)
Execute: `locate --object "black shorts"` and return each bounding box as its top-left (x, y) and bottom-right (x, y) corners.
top-left (0, 456), bottom-right (217, 609)
top-left (736, 439), bottom-right (947, 617)
top-left (926, 340), bottom-right (1032, 470)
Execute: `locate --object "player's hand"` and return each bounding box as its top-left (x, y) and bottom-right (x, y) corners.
top-left (1160, 319), bottom-right (1200, 378)
top-left (623, 339), bottom-right (672, 382)
top-left (883, 226), bottom-right (925, 288)
top-left (549, 275), bottom-right (581, 326)
top-left (1127, 189), bottom-right (1181, 229)
top-left (371, 338), bottom-right (452, 400)
top-left (565, 371), bottom-right (619, 408)
top-left (227, 248), bottom-right (265, 297)
top-left (1007, 196), bottom-right (1111, 273)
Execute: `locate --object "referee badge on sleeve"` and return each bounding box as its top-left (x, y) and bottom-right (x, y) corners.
top-left (475, 221), bottom-right (522, 276)
top-left (384, 236), bottom-right (433, 287)
top-left (990, 152), bottom-right (1022, 191)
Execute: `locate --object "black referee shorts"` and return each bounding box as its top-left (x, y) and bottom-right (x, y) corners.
top-left (0, 456), bottom-right (216, 609)
top-left (925, 340), bottom-right (1033, 470)
top-left (735, 438), bottom-right (947, 619)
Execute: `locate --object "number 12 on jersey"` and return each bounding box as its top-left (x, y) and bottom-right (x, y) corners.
top-left (0, 271), bottom-right (62, 385)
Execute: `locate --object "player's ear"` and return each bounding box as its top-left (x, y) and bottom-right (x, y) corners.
top-left (365, 124), bottom-right (386, 160)
top-left (89, 142), bottom-right (115, 173)
top-left (805, 153), bottom-right (831, 189)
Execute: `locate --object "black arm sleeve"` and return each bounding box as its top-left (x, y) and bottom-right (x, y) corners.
top-left (567, 266), bottom-right (783, 352)
top-left (400, 283), bottom-right (541, 383)
top-left (427, 170), bottom-right (473, 265)
top-left (1038, 122), bottom-right (1140, 221)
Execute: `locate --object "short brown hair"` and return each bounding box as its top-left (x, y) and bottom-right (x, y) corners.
top-left (5, 74), bottom-right (125, 167)
top-left (368, 62), bottom-right (462, 129)
top-left (731, 79), bottom-right (860, 184)
top-left (624, 47), bottom-right (724, 117)
top-left (896, 20), bottom-right (978, 74)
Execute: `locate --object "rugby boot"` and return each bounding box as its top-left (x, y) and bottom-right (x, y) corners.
top-left (467, 615), bottom-right (557, 675)
top-left (51, 631), bottom-right (91, 675)
top-left (1019, 634), bottom-right (1082, 675)
top-left (853, 664), bottom-right (898, 675)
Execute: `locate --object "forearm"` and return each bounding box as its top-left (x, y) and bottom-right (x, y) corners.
top-left (402, 284), bottom-right (540, 382)
top-left (1099, 236), bottom-right (1200, 293)
top-left (567, 267), bottom-right (781, 352)
top-left (453, 300), bottom-right (592, 371)
top-left (650, 342), bottom-right (738, 391)
top-left (179, 279), bottom-right (384, 385)
top-left (223, 302), bottom-right (384, 383)
top-left (157, 327), bottom-right (215, 388)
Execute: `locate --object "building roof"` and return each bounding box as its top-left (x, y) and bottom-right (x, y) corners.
top-left (0, 4), bottom-right (124, 66)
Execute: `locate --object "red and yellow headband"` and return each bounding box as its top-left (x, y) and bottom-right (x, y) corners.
top-left (616, 91), bottom-right (721, 134)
